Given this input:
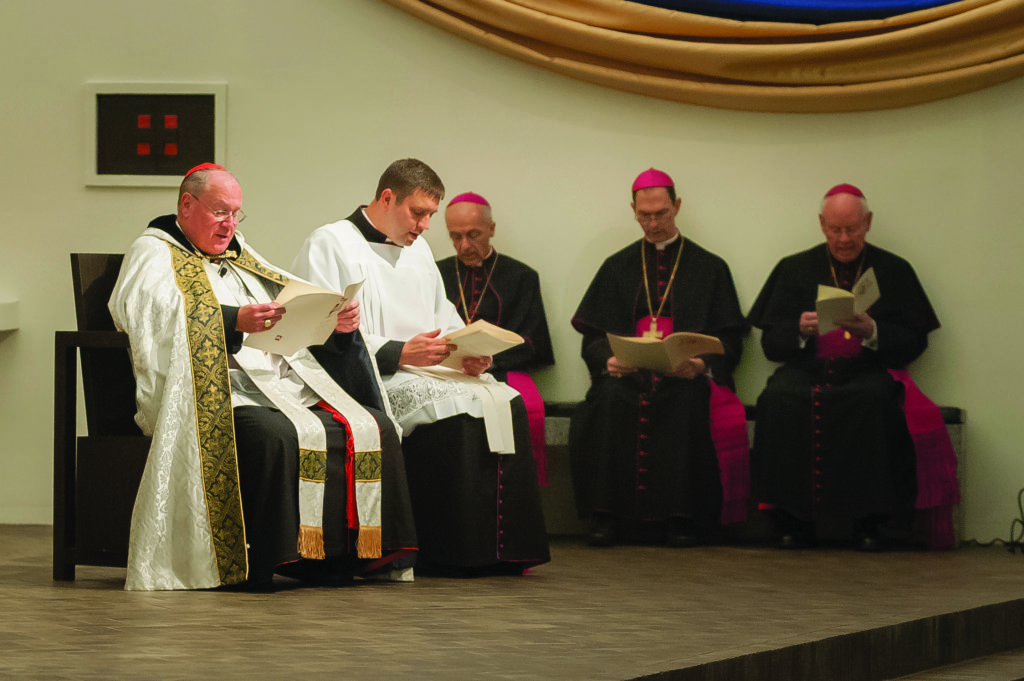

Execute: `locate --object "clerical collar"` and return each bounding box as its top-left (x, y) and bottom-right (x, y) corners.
top-left (455, 249), bottom-right (499, 324)
top-left (647, 232), bottom-right (680, 251)
top-left (147, 214), bottom-right (240, 260)
top-left (462, 247), bottom-right (496, 269)
top-left (347, 206), bottom-right (391, 245)
top-left (826, 243), bottom-right (868, 290)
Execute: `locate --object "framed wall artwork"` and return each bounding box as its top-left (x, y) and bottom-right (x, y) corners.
top-left (84, 82), bottom-right (226, 187)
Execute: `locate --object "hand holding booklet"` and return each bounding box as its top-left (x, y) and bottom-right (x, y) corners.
top-left (607, 331), bottom-right (724, 374)
top-left (816, 267), bottom-right (880, 334)
top-left (243, 279), bottom-right (363, 356)
top-left (440, 320), bottom-right (524, 371)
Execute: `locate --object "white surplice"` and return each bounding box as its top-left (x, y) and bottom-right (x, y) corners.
top-left (292, 212), bottom-right (518, 453)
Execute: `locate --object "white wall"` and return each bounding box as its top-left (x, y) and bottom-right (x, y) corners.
top-left (1, 0), bottom-right (1021, 540)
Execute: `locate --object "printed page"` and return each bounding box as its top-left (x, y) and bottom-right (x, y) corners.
top-left (608, 331), bottom-right (722, 374)
top-left (243, 280), bottom-right (363, 356)
top-left (816, 268), bottom-right (880, 333)
top-left (439, 320), bottom-right (524, 371)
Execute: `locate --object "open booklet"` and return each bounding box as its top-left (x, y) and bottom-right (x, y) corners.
top-left (439, 320), bottom-right (524, 371)
top-left (816, 267), bottom-right (880, 334)
top-left (607, 331), bottom-right (724, 374)
top-left (242, 279), bottom-right (363, 356)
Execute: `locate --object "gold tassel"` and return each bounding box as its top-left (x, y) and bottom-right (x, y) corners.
top-left (298, 524), bottom-right (325, 560)
top-left (357, 526), bottom-right (382, 559)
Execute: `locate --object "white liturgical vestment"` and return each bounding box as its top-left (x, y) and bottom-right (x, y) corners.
top-left (292, 212), bottom-right (518, 452)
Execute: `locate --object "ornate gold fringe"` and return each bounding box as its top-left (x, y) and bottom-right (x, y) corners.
top-left (357, 525), bottom-right (382, 559)
top-left (298, 524), bottom-right (325, 560)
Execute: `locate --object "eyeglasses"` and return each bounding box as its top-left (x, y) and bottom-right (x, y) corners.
top-left (188, 192), bottom-right (246, 223)
top-left (636, 209), bottom-right (672, 224)
top-left (824, 225), bottom-right (866, 237)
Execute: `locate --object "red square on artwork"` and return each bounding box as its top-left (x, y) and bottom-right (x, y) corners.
top-left (164, 114), bottom-right (178, 129)
top-left (164, 143), bottom-right (178, 156)
top-left (137, 115), bottom-right (151, 129)
top-left (137, 143), bottom-right (151, 156)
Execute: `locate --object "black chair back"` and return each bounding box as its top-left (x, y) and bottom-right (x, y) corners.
top-left (70, 253), bottom-right (142, 437)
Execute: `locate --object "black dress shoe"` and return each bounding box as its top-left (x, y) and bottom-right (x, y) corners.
top-left (666, 517), bottom-right (699, 548)
top-left (587, 517), bottom-right (615, 547)
top-left (855, 535), bottom-right (884, 552)
top-left (666, 531), bottom-right (698, 548)
top-left (275, 558), bottom-right (355, 585)
top-left (778, 533), bottom-right (814, 550)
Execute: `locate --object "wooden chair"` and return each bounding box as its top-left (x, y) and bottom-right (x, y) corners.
top-left (53, 253), bottom-right (149, 580)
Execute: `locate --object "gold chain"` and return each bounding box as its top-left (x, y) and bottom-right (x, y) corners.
top-left (455, 251), bottom-right (499, 324)
top-left (641, 238), bottom-right (684, 322)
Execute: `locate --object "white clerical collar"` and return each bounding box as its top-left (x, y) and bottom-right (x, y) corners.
top-left (175, 220), bottom-right (235, 260)
top-left (649, 232), bottom-right (681, 251)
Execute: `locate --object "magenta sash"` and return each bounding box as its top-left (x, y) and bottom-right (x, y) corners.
top-left (709, 381), bottom-right (751, 525)
top-left (634, 316), bottom-right (749, 524)
top-left (506, 370), bottom-right (548, 487)
top-left (887, 369), bottom-right (961, 549)
top-left (814, 328), bottom-right (863, 359)
top-left (636, 315), bottom-right (673, 339)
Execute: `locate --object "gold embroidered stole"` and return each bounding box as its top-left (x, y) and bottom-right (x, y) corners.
top-left (182, 245), bottom-right (383, 562)
top-left (218, 250), bottom-right (333, 560)
top-left (354, 449), bottom-right (383, 558)
top-left (169, 248), bottom-right (248, 585)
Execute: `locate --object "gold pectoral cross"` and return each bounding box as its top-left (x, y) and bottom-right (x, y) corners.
top-left (642, 317), bottom-right (663, 339)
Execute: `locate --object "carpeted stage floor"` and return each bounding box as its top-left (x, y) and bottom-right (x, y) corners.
top-left (4, 525), bottom-right (1024, 680)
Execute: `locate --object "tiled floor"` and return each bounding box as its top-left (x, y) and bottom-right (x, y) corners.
top-left (5, 525), bottom-right (1024, 680)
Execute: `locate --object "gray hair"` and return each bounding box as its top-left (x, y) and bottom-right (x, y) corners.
top-left (178, 167), bottom-right (234, 207)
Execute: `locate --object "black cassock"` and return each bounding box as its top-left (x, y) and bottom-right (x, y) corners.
top-left (340, 212), bottom-right (550, 574)
top-left (436, 250), bottom-right (555, 382)
top-left (569, 237), bottom-right (747, 530)
top-left (317, 318), bottom-right (548, 573)
top-left (748, 243), bottom-right (940, 526)
top-left (230, 329), bottom-right (418, 583)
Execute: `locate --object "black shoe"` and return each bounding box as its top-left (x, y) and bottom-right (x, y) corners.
top-left (666, 531), bottom-right (698, 548)
top-left (855, 535), bottom-right (884, 552)
top-left (587, 517), bottom-right (615, 547)
top-left (853, 514), bottom-right (886, 553)
top-left (770, 510), bottom-right (815, 550)
top-left (666, 517), bottom-right (698, 548)
top-left (275, 558), bottom-right (355, 586)
top-left (778, 533), bottom-right (812, 550)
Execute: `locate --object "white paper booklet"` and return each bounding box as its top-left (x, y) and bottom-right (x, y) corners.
top-left (816, 267), bottom-right (880, 334)
top-left (243, 279), bottom-right (363, 356)
top-left (439, 320), bottom-right (524, 371)
top-left (607, 331), bottom-right (723, 374)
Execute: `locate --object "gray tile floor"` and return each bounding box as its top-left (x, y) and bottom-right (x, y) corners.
top-left (5, 525), bottom-right (1024, 680)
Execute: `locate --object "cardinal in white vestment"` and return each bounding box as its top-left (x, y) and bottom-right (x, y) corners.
top-left (109, 164), bottom-right (416, 590)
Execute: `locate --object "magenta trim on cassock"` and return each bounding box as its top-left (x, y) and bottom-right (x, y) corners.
top-left (506, 371), bottom-right (548, 487)
top-left (815, 330), bottom-right (959, 549)
top-left (633, 316), bottom-right (749, 524)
